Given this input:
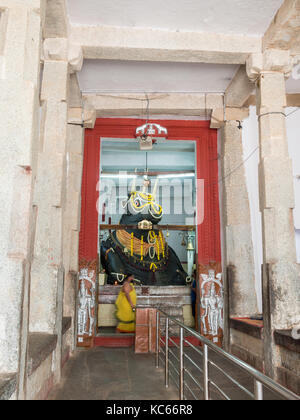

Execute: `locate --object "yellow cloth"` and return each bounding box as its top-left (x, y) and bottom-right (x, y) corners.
top-left (115, 284), bottom-right (137, 333)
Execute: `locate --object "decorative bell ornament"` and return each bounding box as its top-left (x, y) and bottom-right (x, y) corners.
top-left (186, 239), bottom-right (195, 251)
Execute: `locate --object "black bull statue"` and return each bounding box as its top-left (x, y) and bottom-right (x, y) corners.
top-left (101, 182), bottom-right (190, 286)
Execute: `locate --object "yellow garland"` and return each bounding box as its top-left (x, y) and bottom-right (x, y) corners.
top-left (141, 236), bottom-right (144, 261)
top-left (148, 230), bottom-right (156, 244)
top-left (159, 231), bottom-right (165, 258)
top-left (150, 263), bottom-right (158, 272)
top-left (130, 192), bottom-right (162, 215)
top-left (157, 235), bottom-right (160, 261)
top-left (116, 230), bottom-right (166, 260)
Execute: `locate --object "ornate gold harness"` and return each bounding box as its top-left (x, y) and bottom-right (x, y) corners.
top-left (112, 230), bottom-right (168, 272)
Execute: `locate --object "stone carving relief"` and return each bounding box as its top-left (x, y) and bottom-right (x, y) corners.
top-left (200, 269), bottom-right (223, 344)
top-left (77, 267), bottom-right (96, 342)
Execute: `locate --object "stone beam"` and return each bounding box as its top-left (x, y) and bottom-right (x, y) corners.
top-left (247, 50), bottom-right (293, 82)
top-left (70, 25), bottom-right (262, 64)
top-left (263, 0), bottom-right (300, 56)
top-left (246, 93), bottom-right (300, 107)
top-left (286, 93), bottom-right (300, 106)
top-left (0, 0), bottom-right (43, 9)
top-left (43, 38), bottom-right (83, 74)
top-left (210, 107), bottom-right (249, 129)
top-left (44, 0), bottom-right (68, 38)
top-left (83, 93), bottom-right (224, 118)
top-left (225, 65), bottom-right (255, 108)
top-left (68, 73), bottom-right (82, 108)
top-left (210, 108), bottom-right (224, 129)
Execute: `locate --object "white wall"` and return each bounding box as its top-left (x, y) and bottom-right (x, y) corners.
top-left (286, 107), bottom-right (300, 263)
top-left (242, 106), bottom-right (300, 312)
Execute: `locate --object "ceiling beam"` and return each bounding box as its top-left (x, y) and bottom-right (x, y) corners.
top-left (245, 93), bottom-right (300, 108)
top-left (263, 0), bottom-right (300, 56)
top-left (83, 93), bottom-right (224, 118)
top-left (225, 65), bottom-right (255, 108)
top-left (70, 24), bottom-right (262, 65)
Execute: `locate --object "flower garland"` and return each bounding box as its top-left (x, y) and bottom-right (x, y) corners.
top-left (116, 229), bottom-right (166, 262)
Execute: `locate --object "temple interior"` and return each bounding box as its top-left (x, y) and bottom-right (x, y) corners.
top-left (98, 139), bottom-right (197, 331)
top-left (0, 0), bottom-right (299, 401)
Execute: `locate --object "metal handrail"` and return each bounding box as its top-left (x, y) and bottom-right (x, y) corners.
top-left (155, 309), bottom-right (300, 401)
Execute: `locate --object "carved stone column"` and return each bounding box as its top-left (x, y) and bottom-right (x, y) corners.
top-left (29, 38), bottom-right (84, 381)
top-left (63, 75), bottom-right (85, 352)
top-left (0, 0), bottom-right (44, 396)
top-left (220, 109), bottom-right (259, 350)
top-left (29, 38), bottom-right (70, 386)
top-left (221, 111), bottom-right (259, 318)
top-left (247, 50), bottom-right (300, 379)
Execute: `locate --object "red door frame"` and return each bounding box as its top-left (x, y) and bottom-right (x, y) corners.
top-left (79, 118), bottom-right (221, 266)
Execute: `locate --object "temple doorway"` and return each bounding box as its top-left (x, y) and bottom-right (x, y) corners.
top-left (98, 137), bottom-right (197, 337)
top-left (77, 119), bottom-right (221, 348)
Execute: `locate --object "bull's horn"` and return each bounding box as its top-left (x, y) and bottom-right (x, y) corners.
top-left (152, 178), bottom-right (159, 200)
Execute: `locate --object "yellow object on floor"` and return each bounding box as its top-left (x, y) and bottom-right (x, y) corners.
top-left (115, 284), bottom-right (137, 333)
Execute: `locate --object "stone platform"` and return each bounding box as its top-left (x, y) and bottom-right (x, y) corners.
top-left (98, 285), bottom-right (193, 330)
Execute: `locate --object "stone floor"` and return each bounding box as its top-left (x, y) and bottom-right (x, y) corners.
top-left (48, 347), bottom-right (178, 400)
top-left (48, 346), bottom-right (283, 401)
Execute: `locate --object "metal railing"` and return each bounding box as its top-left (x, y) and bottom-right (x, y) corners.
top-left (155, 309), bottom-right (300, 401)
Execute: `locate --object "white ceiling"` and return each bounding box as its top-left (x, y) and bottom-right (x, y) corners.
top-left (70, 1), bottom-right (300, 97)
top-left (78, 61), bottom-right (300, 96)
top-left (67, 0), bottom-right (283, 36)
top-left (78, 60), bottom-right (238, 94)
top-left (286, 71), bottom-right (300, 94)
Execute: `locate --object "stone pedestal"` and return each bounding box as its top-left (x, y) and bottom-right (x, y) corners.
top-left (98, 285), bottom-right (192, 337)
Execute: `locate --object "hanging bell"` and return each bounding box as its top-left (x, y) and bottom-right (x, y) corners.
top-left (166, 225), bottom-right (170, 237)
top-left (186, 239), bottom-right (195, 251)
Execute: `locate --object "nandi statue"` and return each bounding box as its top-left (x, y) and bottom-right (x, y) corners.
top-left (101, 177), bottom-right (190, 286)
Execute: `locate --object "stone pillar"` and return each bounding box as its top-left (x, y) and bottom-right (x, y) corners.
top-left (0, 0), bottom-right (44, 387)
top-left (67, 97), bottom-right (96, 349)
top-left (248, 51), bottom-right (300, 378)
top-left (29, 38), bottom-right (69, 383)
top-left (221, 111), bottom-right (258, 321)
top-left (63, 75), bottom-right (85, 351)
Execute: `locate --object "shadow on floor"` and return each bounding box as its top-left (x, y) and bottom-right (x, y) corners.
top-left (48, 345), bottom-right (283, 401)
top-left (48, 347), bottom-right (178, 401)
